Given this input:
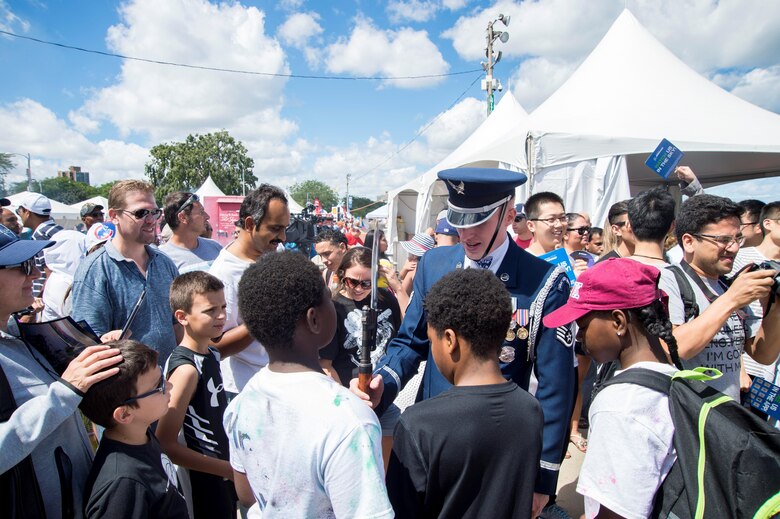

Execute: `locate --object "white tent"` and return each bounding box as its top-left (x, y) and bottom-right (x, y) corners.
top-left (526, 9), bottom-right (780, 225)
top-left (194, 175), bottom-right (226, 197)
top-left (7, 191), bottom-right (82, 230)
top-left (386, 92), bottom-right (530, 253)
top-left (365, 204), bottom-right (388, 220)
top-left (70, 195), bottom-right (109, 211)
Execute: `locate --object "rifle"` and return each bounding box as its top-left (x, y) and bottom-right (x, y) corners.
top-left (358, 222), bottom-right (380, 393)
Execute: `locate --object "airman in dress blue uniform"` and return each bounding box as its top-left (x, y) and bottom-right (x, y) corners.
top-left (374, 168), bottom-right (576, 505)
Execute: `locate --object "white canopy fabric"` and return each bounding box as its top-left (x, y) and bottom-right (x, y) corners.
top-left (70, 195), bottom-right (109, 210)
top-left (365, 204), bottom-right (388, 220)
top-left (527, 9), bottom-right (780, 212)
top-left (386, 92), bottom-right (530, 251)
top-left (195, 175), bottom-right (226, 197)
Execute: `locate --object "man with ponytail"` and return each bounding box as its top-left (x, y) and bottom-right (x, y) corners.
top-left (544, 258), bottom-right (683, 519)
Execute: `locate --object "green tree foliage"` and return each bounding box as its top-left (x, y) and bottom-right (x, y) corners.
top-left (289, 180), bottom-right (340, 212)
top-left (38, 177), bottom-right (99, 205)
top-left (0, 153), bottom-right (16, 196)
top-left (145, 131), bottom-right (257, 200)
top-left (94, 181), bottom-right (119, 199)
top-left (349, 195), bottom-right (378, 218)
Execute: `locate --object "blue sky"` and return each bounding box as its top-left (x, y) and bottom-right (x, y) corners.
top-left (1, 0), bottom-right (779, 202)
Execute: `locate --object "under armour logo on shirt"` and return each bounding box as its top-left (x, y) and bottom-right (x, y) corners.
top-left (476, 256), bottom-right (493, 269)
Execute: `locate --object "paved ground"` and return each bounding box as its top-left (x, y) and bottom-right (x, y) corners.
top-left (555, 440), bottom-right (587, 519)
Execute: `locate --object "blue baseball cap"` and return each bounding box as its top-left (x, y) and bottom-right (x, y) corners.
top-left (0, 224), bottom-right (53, 266)
top-left (438, 167), bottom-right (527, 228)
top-left (434, 219), bottom-right (458, 236)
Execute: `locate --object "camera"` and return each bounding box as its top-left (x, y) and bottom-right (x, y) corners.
top-left (741, 260), bottom-right (780, 296)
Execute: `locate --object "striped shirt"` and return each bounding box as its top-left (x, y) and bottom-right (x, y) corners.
top-left (32, 219), bottom-right (63, 297)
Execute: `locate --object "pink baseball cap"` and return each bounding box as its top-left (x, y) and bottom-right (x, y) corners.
top-left (543, 258), bottom-right (666, 328)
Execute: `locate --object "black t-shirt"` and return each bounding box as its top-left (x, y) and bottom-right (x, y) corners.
top-left (319, 289), bottom-right (402, 386)
top-left (386, 382), bottom-right (543, 519)
top-left (165, 345), bottom-right (230, 460)
top-left (84, 431), bottom-right (189, 519)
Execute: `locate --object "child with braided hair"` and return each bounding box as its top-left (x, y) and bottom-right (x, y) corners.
top-left (543, 258), bottom-right (682, 519)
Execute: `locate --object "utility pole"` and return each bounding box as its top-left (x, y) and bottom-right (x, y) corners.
top-left (345, 173), bottom-right (351, 218)
top-left (482, 14), bottom-right (511, 116)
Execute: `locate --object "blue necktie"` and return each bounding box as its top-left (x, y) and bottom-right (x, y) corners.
top-left (476, 256), bottom-right (493, 269)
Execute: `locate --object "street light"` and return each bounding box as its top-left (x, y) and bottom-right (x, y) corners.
top-left (4, 152), bottom-right (33, 191)
top-left (481, 13), bottom-right (511, 116)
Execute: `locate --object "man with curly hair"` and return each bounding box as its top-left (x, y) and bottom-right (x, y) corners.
top-left (223, 251), bottom-right (392, 518)
top-left (386, 269), bottom-right (543, 518)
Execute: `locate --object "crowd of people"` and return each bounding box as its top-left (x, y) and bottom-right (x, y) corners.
top-left (0, 165), bottom-right (778, 519)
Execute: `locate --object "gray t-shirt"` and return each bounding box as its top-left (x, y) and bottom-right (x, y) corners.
top-left (669, 270), bottom-right (758, 400)
top-left (159, 237), bottom-right (222, 273)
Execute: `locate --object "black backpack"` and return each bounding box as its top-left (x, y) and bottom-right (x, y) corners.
top-left (603, 367), bottom-right (780, 519)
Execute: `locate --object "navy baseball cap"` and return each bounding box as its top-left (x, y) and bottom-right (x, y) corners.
top-left (438, 168), bottom-right (527, 228)
top-left (434, 219), bottom-right (458, 236)
top-left (515, 203), bottom-right (526, 218)
top-left (0, 224), bottom-right (53, 266)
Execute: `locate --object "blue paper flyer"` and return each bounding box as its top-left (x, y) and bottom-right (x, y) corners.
top-left (539, 248), bottom-right (576, 282)
top-left (645, 138), bottom-right (684, 179)
top-left (748, 377), bottom-right (780, 420)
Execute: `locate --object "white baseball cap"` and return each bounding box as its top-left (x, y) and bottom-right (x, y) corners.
top-left (18, 193), bottom-right (52, 215)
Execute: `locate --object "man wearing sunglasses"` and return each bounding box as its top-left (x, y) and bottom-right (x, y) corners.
top-left (510, 203), bottom-right (533, 249)
top-left (72, 180), bottom-right (181, 363)
top-left (160, 191), bottom-right (222, 272)
top-left (670, 194), bottom-right (780, 401)
top-left (366, 168), bottom-right (574, 517)
top-left (80, 202), bottom-right (104, 231)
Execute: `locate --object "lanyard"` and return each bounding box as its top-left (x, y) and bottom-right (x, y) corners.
top-left (680, 261), bottom-right (746, 321)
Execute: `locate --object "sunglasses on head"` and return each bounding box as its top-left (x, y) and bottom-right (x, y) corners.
top-left (177, 194), bottom-right (200, 214)
top-left (0, 257), bottom-right (36, 276)
top-left (123, 366), bottom-right (166, 404)
top-left (119, 208), bottom-right (163, 221)
top-left (567, 226), bottom-right (591, 236)
top-left (343, 277), bottom-right (371, 290)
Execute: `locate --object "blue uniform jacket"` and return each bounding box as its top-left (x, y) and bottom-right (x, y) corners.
top-left (376, 239), bottom-right (575, 495)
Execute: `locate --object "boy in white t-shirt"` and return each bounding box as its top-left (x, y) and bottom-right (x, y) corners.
top-left (223, 251), bottom-right (393, 518)
top-left (544, 259), bottom-right (684, 519)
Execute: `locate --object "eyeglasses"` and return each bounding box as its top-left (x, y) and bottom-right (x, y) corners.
top-left (0, 257), bottom-right (36, 276)
top-left (692, 233), bottom-right (745, 249)
top-left (740, 221), bottom-right (758, 228)
top-left (118, 208), bottom-right (163, 221)
top-left (86, 211), bottom-right (103, 218)
top-left (530, 215), bottom-right (567, 225)
top-left (177, 194), bottom-right (200, 214)
top-left (514, 215), bottom-right (526, 223)
top-left (123, 366), bottom-right (166, 404)
top-left (343, 277), bottom-right (371, 290)
top-left (567, 226), bottom-right (591, 236)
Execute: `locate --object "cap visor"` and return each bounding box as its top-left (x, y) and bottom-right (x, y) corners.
top-left (447, 207), bottom-right (498, 229)
top-left (0, 240), bottom-right (54, 266)
top-left (543, 302), bottom-right (591, 329)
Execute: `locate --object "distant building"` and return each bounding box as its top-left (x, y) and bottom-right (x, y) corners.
top-left (58, 165), bottom-right (90, 185)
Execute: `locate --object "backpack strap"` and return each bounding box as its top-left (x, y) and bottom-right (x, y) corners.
top-left (600, 367), bottom-right (672, 395)
top-left (665, 264), bottom-right (700, 322)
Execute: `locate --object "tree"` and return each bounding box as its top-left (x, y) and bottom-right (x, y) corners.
top-left (94, 181), bottom-right (119, 199)
top-left (289, 180), bottom-right (340, 212)
top-left (145, 130), bottom-right (257, 201)
top-left (38, 177), bottom-right (99, 204)
top-left (349, 196), bottom-right (378, 218)
top-left (0, 153), bottom-right (14, 196)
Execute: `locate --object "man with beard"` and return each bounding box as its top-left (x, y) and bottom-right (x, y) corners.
top-left (208, 184), bottom-right (291, 395)
top-left (72, 180), bottom-right (180, 361)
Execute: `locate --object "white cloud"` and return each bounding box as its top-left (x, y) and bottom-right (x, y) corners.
top-left (0, 1), bottom-right (30, 33)
top-left (0, 99), bottom-right (148, 185)
top-left (277, 12), bottom-right (323, 49)
top-left (421, 97), bottom-right (485, 151)
top-left (387, 0), bottom-right (439, 23)
top-left (713, 66), bottom-right (780, 114)
top-left (76, 0), bottom-right (293, 143)
top-left (324, 16), bottom-right (449, 88)
top-left (509, 57), bottom-right (577, 111)
top-left (441, 0), bottom-right (469, 10)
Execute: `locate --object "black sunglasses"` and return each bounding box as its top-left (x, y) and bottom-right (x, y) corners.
top-left (177, 194), bottom-right (200, 214)
top-left (119, 208), bottom-right (163, 221)
top-left (514, 215), bottom-right (526, 223)
top-left (567, 226), bottom-right (591, 236)
top-left (123, 366), bottom-right (166, 404)
top-left (0, 257), bottom-right (36, 276)
top-left (343, 277), bottom-right (371, 290)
